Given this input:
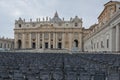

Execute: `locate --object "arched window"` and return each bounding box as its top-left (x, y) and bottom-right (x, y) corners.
top-left (51, 24), bottom-right (53, 26)
top-left (75, 23), bottom-right (78, 27)
top-left (19, 24), bottom-right (21, 27)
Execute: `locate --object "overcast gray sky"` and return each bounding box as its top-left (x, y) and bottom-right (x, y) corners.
top-left (0, 0), bottom-right (111, 38)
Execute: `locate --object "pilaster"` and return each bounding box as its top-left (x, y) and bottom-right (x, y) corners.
top-left (69, 33), bottom-right (72, 50)
top-left (53, 33), bottom-right (56, 48)
top-left (14, 34), bottom-right (18, 49)
top-left (116, 24), bottom-right (120, 51)
top-left (29, 33), bottom-right (32, 48)
top-left (62, 33), bottom-right (65, 49)
top-left (42, 33), bottom-right (45, 49)
top-left (56, 33), bottom-right (58, 48)
top-left (36, 33), bottom-right (38, 49)
top-left (22, 33), bottom-right (25, 49)
top-left (79, 33), bottom-right (82, 51)
top-left (38, 33), bottom-right (40, 49)
top-left (49, 33), bottom-right (51, 48)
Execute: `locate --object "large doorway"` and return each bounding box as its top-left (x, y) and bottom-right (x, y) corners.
top-left (74, 40), bottom-right (78, 47)
top-left (45, 42), bottom-right (48, 49)
top-left (18, 40), bottom-right (22, 49)
top-left (58, 42), bottom-right (62, 49)
top-left (32, 42), bottom-right (36, 49)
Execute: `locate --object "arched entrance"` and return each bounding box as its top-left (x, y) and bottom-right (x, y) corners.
top-left (32, 42), bottom-right (36, 49)
top-left (74, 39), bottom-right (78, 47)
top-left (58, 42), bottom-right (62, 49)
top-left (45, 42), bottom-right (48, 49)
top-left (18, 40), bottom-right (22, 49)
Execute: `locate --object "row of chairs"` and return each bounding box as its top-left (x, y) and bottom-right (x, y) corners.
top-left (0, 52), bottom-right (119, 80)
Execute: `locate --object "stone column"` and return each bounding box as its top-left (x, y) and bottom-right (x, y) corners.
top-left (42, 33), bottom-right (44, 49)
top-left (62, 33), bottom-right (65, 49)
top-left (69, 33), bottom-right (72, 50)
top-left (29, 33), bottom-right (32, 48)
top-left (53, 33), bottom-right (55, 48)
top-left (116, 24), bottom-right (120, 52)
top-left (38, 33), bottom-right (40, 49)
top-left (79, 33), bottom-right (82, 51)
top-left (22, 33), bottom-right (25, 49)
top-left (14, 34), bottom-right (18, 49)
top-left (56, 33), bottom-right (58, 48)
top-left (36, 33), bottom-right (38, 49)
top-left (49, 33), bottom-right (51, 48)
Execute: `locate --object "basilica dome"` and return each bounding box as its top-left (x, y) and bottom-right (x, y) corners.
top-left (50, 11), bottom-right (62, 23)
